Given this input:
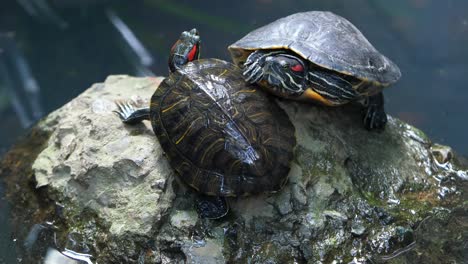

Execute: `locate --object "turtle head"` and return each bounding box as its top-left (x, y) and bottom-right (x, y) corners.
top-left (169, 28), bottom-right (201, 72)
top-left (243, 50), bottom-right (307, 96)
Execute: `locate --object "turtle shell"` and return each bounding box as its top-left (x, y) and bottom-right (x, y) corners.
top-left (229, 11), bottom-right (401, 86)
top-left (150, 59), bottom-right (296, 197)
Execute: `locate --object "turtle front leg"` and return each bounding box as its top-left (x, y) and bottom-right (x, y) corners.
top-left (363, 92), bottom-right (387, 130)
top-left (196, 195), bottom-right (229, 219)
top-left (114, 100), bottom-right (150, 124)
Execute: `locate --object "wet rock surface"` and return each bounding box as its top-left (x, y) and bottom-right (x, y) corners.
top-left (1, 75), bottom-right (467, 263)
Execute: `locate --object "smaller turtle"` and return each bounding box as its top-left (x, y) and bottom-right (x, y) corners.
top-left (229, 11), bottom-right (402, 130)
top-left (115, 29), bottom-right (295, 219)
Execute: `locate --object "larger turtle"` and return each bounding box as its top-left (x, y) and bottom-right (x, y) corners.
top-left (115, 29), bottom-right (296, 219)
top-left (228, 11), bottom-right (402, 130)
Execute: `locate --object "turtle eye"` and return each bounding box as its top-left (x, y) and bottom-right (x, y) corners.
top-left (290, 64), bottom-right (304, 72)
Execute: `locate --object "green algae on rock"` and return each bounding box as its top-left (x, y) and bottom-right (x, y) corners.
top-left (1, 75), bottom-right (466, 263)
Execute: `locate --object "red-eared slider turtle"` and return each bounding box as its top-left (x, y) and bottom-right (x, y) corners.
top-left (228, 11), bottom-right (402, 130)
top-left (115, 29), bottom-right (296, 219)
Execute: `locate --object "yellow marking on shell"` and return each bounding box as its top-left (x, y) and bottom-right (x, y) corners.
top-left (181, 81), bottom-right (194, 90)
top-left (175, 117), bottom-right (202, 145)
top-left (171, 90), bottom-right (183, 95)
top-left (248, 112), bottom-right (269, 120)
top-left (161, 97), bottom-right (188, 113)
top-left (193, 133), bottom-right (212, 154)
top-left (200, 138), bottom-right (224, 164)
top-left (299, 89), bottom-right (335, 106)
top-left (233, 89), bottom-right (256, 96)
top-left (231, 107), bottom-right (240, 118)
top-left (228, 160), bottom-right (241, 174)
top-left (218, 69), bottom-right (228, 77)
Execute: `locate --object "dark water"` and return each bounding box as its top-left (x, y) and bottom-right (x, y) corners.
top-left (0, 0), bottom-right (467, 263)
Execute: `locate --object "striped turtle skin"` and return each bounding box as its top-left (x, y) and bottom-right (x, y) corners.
top-left (150, 58), bottom-right (295, 197)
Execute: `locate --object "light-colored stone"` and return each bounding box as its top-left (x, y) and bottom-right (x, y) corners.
top-left (182, 239), bottom-right (225, 264)
top-left (32, 76), bottom-right (175, 236)
top-left (170, 210), bottom-right (198, 230)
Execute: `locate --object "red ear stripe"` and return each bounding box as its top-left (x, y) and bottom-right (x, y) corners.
top-left (187, 44), bottom-right (198, 62)
top-left (291, 64), bottom-right (304, 72)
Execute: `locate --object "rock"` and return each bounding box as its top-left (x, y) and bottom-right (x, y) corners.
top-left (323, 210), bottom-right (348, 223)
top-left (274, 187), bottom-right (293, 215)
top-left (31, 76), bottom-right (176, 238)
top-left (182, 238), bottom-right (225, 264)
top-left (350, 220), bottom-right (366, 236)
top-left (1, 75), bottom-right (467, 263)
top-left (431, 144), bottom-right (453, 164)
top-left (170, 210), bottom-right (198, 230)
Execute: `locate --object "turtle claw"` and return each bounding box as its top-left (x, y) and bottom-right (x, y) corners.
top-left (114, 100), bottom-right (136, 120)
top-left (363, 104), bottom-right (387, 130)
top-left (114, 100), bottom-right (150, 124)
top-left (362, 93), bottom-right (387, 130)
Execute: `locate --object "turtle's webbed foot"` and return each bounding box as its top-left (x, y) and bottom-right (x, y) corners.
top-left (196, 195), bottom-right (229, 219)
top-left (114, 100), bottom-right (150, 124)
top-left (115, 100), bottom-right (137, 121)
top-left (363, 104), bottom-right (387, 130)
top-left (362, 93), bottom-right (387, 130)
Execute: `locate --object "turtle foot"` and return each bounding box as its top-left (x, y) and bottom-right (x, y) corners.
top-left (114, 100), bottom-right (150, 124)
top-left (196, 195), bottom-right (229, 219)
top-left (363, 104), bottom-right (387, 130)
top-left (362, 92), bottom-right (387, 130)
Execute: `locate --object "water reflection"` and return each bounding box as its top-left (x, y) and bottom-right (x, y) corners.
top-left (0, 33), bottom-right (43, 128)
top-left (15, 0), bottom-right (68, 29)
top-left (106, 9), bottom-right (155, 77)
